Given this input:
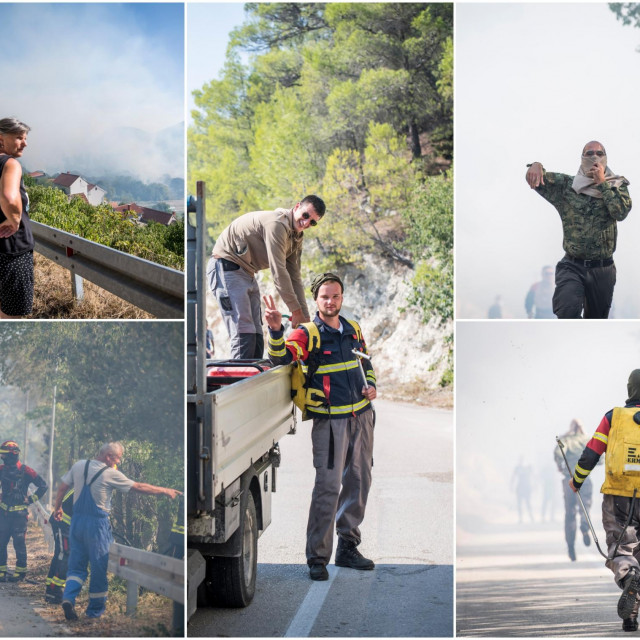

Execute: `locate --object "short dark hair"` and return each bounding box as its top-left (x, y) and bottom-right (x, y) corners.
top-left (300, 195), bottom-right (325, 217)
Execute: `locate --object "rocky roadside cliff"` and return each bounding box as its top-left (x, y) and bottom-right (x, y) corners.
top-left (206, 254), bottom-right (452, 409)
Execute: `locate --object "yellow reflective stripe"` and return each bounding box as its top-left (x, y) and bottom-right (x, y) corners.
top-left (52, 576), bottom-right (66, 586)
top-left (269, 335), bottom-right (284, 346)
top-left (316, 361), bottom-right (359, 375)
top-left (14, 566), bottom-right (26, 574)
top-left (287, 341), bottom-right (304, 360)
top-left (0, 503), bottom-right (7, 510)
top-left (30, 495), bottom-right (39, 503)
top-left (171, 525), bottom-right (185, 535)
top-left (575, 464), bottom-right (589, 477)
top-left (268, 346), bottom-right (286, 357)
top-left (8, 505), bottom-right (27, 511)
top-left (593, 432), bottom-right (608, 444)
top-left (310, 398), bottom-right (370, 415)
top-left (61, 514), bottom-right (71, 525)
top-left (63, 489), bottom-right (75, 502)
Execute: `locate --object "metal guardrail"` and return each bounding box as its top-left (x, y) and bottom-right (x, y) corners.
top-left (31, 221), bottom-right (184, 318)
top-left (108, 542), bottom-right (184, 606)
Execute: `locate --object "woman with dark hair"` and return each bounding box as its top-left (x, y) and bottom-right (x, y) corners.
top-left (0, 117), bottom-right (35, 318)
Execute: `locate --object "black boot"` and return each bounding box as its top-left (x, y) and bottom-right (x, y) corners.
top-left (623, 616), bottom-right (638, 632)
top-left (335, 538), bottom-right (374, 571)
top-left (62, 600), bottom-right (78, 621)
top-left (309, 563), bottom-right (329, 581)
top-left (619, 568), bottom-right (640, 620)
top-left (8, 572), bottom-right (25, 582)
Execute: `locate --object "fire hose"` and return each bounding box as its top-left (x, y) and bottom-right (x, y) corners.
top-left (556, 436), bottom-right (636, 561)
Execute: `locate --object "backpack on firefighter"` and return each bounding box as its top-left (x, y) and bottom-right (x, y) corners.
top-left (290, 319), bottom-right (364, 421)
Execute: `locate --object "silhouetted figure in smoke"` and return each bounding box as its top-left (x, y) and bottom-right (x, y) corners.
top-left (488, 295), bottom-right (503, 319)
top-left (555, 418), bottom-right (594, 561)
top-left (525, 266), bottom-right (555, 319)
top-left (511, 457), bottom-right (535, 523)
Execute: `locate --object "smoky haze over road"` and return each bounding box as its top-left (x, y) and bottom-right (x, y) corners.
top-left (456, 3), bottom-right (640, 319)
top-left (456, 321), bottom-right (640, 636)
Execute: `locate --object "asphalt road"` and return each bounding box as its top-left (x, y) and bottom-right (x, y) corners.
top-left (189, 399), bottom-right (453, 637)
top-left (457, 516), bottom-right (630, 637)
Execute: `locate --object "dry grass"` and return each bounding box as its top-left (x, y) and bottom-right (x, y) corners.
top-left (9, 519), bottom-right (178, 637)
top-left (29, 254), bottom-right (152, 319)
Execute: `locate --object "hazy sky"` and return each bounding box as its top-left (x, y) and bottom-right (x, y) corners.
top-left (187, 3), bottom-right (248, 122)
top-left (0, 3), bottom-right (184, 180)
top-left (456, 3), bottom-right (640, 319)
top-left (457, 321), bottom-right (640, 523)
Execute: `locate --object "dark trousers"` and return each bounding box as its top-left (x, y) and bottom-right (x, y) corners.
top-left (45, 522), bottom-right (70, 603)
top-left (553, 257), bottom-right (616, 319)
top-left (0, 512), bottom-right (28, 574)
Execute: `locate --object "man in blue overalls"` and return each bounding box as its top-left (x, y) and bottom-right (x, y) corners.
top-left (52, 442), bottom-right (181, 621)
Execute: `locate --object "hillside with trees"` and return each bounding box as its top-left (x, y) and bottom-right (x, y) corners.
top-left (190, 3), bottom-right (453, 395)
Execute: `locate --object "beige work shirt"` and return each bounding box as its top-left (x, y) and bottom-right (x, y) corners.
top-left (212, 208), bottom-right (309, 317)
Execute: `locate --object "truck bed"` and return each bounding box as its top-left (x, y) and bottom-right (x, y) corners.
top-left (188, 364), bottom-right (296, 502)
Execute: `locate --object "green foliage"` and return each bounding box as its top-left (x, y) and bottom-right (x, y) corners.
top-left (402, 171), bottom-right (453, 325)
top-left (189, 2), bottom-right (452, 259)
top-left (610, 3), bottom-right (640, 27)
top-left (27, 185), bottom-right (183, 269)
top-left (0, 323), bottom-right (183, 550)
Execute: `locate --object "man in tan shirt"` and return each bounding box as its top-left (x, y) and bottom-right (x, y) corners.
top-left (207, 195), bottom-right (325, 359)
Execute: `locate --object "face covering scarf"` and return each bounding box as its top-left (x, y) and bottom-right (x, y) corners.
top-left (572, 152), bottom-right (627, 198)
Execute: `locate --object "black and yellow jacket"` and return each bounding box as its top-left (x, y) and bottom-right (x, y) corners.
top-left (268, 313), bottom-right (376, 418)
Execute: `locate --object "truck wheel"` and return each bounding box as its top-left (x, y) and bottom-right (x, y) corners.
top-left (209, 489), bottom-right (258, 607)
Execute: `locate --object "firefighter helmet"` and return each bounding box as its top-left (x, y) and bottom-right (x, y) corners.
top-left (0, 441), bottom-right (20, 455)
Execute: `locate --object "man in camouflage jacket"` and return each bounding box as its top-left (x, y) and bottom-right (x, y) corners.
top-left (525, 141), bottom-right (631, 319)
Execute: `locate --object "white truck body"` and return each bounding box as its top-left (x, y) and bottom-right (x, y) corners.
top-left (186, 182), bottom-right (296, 616)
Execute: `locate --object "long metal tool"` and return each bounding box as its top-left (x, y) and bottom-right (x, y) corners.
top-left (351, 349), bottom-right (370, 389)
top-left (556, 436), bottom-right (637, 561)
top-left (556, 436), bottom-right (608, 559)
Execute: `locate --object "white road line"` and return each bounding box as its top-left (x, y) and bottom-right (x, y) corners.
top-left (284, 567), bottom-right (338, 637)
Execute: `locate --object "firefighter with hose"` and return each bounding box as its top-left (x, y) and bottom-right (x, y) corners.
top-left (567, 369), bottom-right (640, 631)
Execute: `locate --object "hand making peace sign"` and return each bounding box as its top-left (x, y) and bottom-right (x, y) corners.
top-left (263, 295), bottom-right (283, 331)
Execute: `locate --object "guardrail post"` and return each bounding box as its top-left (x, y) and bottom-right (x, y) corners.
top-left (126, 580), bottom-right (139, 615)
top-left (71, 271), bottom-right (84, 302)
top-left (172, 602), bottom-right (184, 636)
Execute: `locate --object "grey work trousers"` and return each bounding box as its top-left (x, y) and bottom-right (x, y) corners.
top-left (206, 257), bottom-right (264, 359)
top-left (553, 257), bottom-right (616, 319)
top-left (306, 410), bottom-right (374, 566)
top-left (563, 476), bottom-right (592, 547)
top-left (602, 493), bottom-right (640, 588)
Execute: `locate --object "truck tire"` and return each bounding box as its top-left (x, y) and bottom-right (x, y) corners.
top-left (208, 489), bottom-right (258, 607)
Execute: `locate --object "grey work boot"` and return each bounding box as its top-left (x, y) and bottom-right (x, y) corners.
top-left (619, 568), bottom-right (640, 620)
top-left (335, 538), bottom-right (375, 571)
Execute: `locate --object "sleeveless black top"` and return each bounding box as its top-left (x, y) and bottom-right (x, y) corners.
top-left (0, 155), bottom-right (34, 255)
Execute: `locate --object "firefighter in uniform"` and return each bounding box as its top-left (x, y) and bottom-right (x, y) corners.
top-left (45, 487), bottom-right (73, 603)
top-left (265, 272), bottom-right (377, 581)
top-left (570, 369), bottom-right (640, 631)
top-left (0, 440), bottom-right (47, 582)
